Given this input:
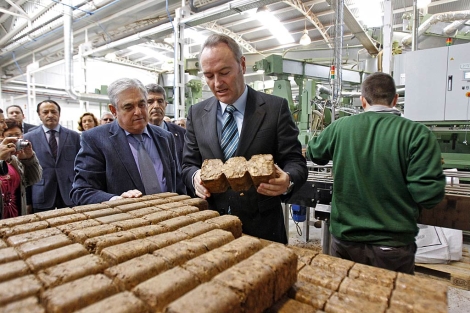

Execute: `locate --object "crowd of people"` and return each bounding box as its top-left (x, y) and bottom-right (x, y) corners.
top-left (0, 34), bottom-right (446, 274)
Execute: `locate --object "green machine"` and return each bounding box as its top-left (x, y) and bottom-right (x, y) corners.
top-left (253, 54), bottom-right (363, 144)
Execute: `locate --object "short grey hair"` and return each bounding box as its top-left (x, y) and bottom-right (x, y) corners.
top-left (108, 78), bottom-right (147, 107)
top-left (145, 83), bottom-right (166, 100)
top-left (200, 34), bottom-right (243, 65)
top-left (100, 111), bottom-right (113, 119)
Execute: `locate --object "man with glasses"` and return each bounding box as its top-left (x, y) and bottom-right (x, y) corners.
top-left (100, 111), bottom-right (115, 125)
top-left (145, 83), bottom-right (185, 166)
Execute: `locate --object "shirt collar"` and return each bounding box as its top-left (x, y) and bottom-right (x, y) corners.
top-left (219, 85), bottom-right (248, 115)
top-left (124, 126), bottom-right (150, 138)
top-left (42, 124), bottom-right (61, 133)
top-left (365, 104), bottom-right (402, 116)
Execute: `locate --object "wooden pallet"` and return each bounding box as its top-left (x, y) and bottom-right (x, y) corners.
top-left (416, 247), bottom-right (470, 290)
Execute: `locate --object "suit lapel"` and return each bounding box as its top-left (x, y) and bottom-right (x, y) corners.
top-left (108, 123), bottom-right (144, 191)
top-left (56, 128), bottom-right (67, 161)
top-left (203, 99), bottom-right (224, 159)
top-left (237, 88), bottom-right (266, 156)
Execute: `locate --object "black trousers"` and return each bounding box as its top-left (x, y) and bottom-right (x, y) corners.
top-left (330, 235), bottom-right (417, 274)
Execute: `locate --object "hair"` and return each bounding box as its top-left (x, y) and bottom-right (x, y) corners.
top-left (36, 100), bottom-right (61, 114)
top-left (0, 108), bottom-right (3, 114)
top-left (5, 118), bottom-right (21, 132)
top-left (77, 112), bottom-right (99, 131)
top-left (145, 83), bottom-right (167, 100)
top-left (200, 34), bottom-right (243, 65)
top-left (108, 78), bottom-right (147, 108)
top-left (361, 72), bottom-right (397, 106)
top-left (100, 111), bottom-right (113, 120)
top-left (6, 105), bottom-right (24, 115)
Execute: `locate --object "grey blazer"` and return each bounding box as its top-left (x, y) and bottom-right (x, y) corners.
top-left (24, 126), bottom-right (81, 209)
top-left (71, 121), bottom-right (186, 205)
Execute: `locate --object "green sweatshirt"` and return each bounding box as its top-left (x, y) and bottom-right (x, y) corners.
top-left (307, 111), bottom-right (445, 246)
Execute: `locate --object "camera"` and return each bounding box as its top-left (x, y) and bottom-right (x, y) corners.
top-left (15, 139), bottom-right (30, 151)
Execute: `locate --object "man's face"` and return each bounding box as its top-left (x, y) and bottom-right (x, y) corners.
top-left (100, 113), bottom-right (114, 125)
top-left (147, 92), bottom-right (167, 126)
top-left (109, 87), bottom-right (148, 134)
top-left (38, 102), bottom-right (60, 129)
top-left (0, 113), bottom-right (7, 136)
top-left (200, 43), bottom-right (246, 105)
top-left (7, 107), bottom-right (24, 123)
top-left (175, 119), bottom-right (186, 128)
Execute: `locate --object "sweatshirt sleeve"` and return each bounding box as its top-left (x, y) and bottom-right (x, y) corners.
top-left (406, 129), bottom-right (446, 209)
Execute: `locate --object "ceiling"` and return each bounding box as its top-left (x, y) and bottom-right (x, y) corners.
top-left (0, 0), bottom-right (469, 89)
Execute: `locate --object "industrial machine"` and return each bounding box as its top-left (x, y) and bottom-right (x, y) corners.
top-left (402, 42), bottom-right (470, 170)
top-left (252, 54), bottom-right (363, 145)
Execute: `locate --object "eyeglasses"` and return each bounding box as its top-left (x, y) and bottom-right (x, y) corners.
top-left (102, 118), bottom-right (114, 122)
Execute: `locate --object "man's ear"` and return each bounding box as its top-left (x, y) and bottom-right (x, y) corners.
top-left (108, 104), bottom-right (116, 115)
top-left (391, 94), bottom-right (399, 107)
top-left (360, 96), bottom-right (368, 109)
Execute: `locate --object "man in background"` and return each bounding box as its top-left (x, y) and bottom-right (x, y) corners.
top-left (24, 100), bottom-right (81, 212)
top-left (307, 72), bottom-right (445, 274)
top-left (174, 118), bottom-right (186, 129)
top-left (6, 105), bottom-right (36, 133)
top-left (182, 34), bottom-right (307, 244)
top-left (100, 111), bottom-right (115, 125)
top-left (145, 83), bottom-right (185, 166)
top-left (71, 78), bottom-right (185, 205)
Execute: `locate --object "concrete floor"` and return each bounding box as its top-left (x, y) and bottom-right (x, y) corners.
top-left (285, 211), bottom-right (470, 313)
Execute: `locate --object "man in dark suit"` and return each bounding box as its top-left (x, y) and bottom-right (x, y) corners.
top-left (145, 83), bottom-right (186, 166)
top-left (6, 105), bottom-right (36, 133)
top-left (182, 34), bottom-right (307, 244)
top-left (71, 78), bottom-right (186, 205)
top-left (24, 100), bottom-right (81, 212)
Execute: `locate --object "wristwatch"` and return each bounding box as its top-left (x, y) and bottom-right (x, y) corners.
top-left (284, 172), bottom-right (294, 195)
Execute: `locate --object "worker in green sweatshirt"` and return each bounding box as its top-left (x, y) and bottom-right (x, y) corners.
top-left (306, 72), bottom-right (445, 274)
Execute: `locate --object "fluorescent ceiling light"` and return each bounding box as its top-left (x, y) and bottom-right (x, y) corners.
top-left (128, 45), bottom-right (172, 62)
top-left (417, 0), bottom-right (431, 8)
top-left (257, 6), bottom-right (294, 44)
top-left (356, 0), bottom-right (383, 28)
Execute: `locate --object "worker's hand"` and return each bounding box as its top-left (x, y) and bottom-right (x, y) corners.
top-left (0, 137), bottom-right (17, 161)
top-left (257, 164), bottom-right (290, 196)
top-left (16, 140), bottom-right (34, 160)
top-left (193, 169), bottom-right (211, 199)
top-left (120, 189), bottom-right (143, 198)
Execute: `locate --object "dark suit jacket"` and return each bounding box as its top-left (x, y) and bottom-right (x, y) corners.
top-left (182, 86), bottom-right (307, 243)
top-left (23, 122), bottom-right (37, 133)
top-left (71, 121), bottom-right (186, 205)
top-left (165, 121), bottom-right (186, 166)
top-left (24, 125), bottom-right (81, 209)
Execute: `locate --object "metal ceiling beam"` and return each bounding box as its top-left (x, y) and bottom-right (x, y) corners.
top-left (200, 22), bottom-right (260, 54)
top-left (0, 1), bottom-right (56, 46)
top-left (325, 0), bottom-right (379, 55)
top-left (282, 0), bottom-right (332, 48)
top-left (0, 7), bottom-right (29, 20)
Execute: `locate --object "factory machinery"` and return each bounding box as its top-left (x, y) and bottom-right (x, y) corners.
top-left (278, 42), bottom-right (470, 243)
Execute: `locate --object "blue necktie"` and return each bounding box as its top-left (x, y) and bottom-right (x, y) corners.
top-left (221, 105), bottom-right (239, 161)
top-left (134, 134), bottom-right (162, 195)
top-left (48, 130), bottom-right (57, 159)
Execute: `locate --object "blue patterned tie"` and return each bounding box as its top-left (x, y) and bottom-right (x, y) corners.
top-left (134, 134), bottom-right (162, 195)
top-left (221, 105), bottom-right (239, 161)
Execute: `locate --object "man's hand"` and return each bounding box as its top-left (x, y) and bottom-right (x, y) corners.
top-left (120, 189), bottom-right (143, 198)
top-left (193, 169), bottom-right (211, 199)
top-left (257, 164), bottom-right (290, 196)
top-left (0, 137), bottom-right (17, 161)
